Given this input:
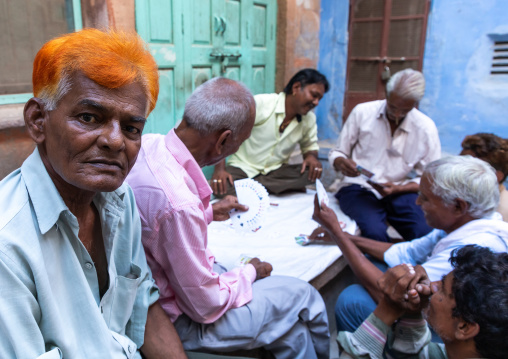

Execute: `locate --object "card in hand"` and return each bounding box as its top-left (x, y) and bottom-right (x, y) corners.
top-left (356, 165), bottom-right (374, 179)
top-left (316, 179), bottom-right (329, 209)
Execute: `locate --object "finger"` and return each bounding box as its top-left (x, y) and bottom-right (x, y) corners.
top-left (317, 168), bottom-right (322, 179)
top-left (211, 179), bottom-right (218, 194)
top-left (227, 174), bottom-right (234, 186)
top-left (218, 178), bottom-right (225, 195)
top-left (415, 283), bottom-right (431, 297)
top-left (301, 161), bottom-right (307, 174)
top-left (231, 202), bottom-right (249, 212)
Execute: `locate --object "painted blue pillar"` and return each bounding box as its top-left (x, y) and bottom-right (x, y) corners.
top-left (316, 0), bottom-right (349, 142)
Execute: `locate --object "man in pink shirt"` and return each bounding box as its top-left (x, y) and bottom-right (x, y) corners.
top-left (127, 77), bottom-right (329, 358)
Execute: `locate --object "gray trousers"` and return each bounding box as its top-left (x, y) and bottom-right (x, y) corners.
top-left (174, 267), bottom-right (330, 359)
top-left (220, 165), bottom-right (312, 197)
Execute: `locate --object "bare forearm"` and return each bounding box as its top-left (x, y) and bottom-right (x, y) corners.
top-left (329, 227), bottom-right (384, 302)
top-left (303, 151), bottom-right (319, 160)
top-left (214, 159), bottom-right (226, 172)
top-left (395, 182), bottom-right (419, 193)
top-left (349, 235), bottom-right (393, 262)
top-left (141, 302), bottom-right (187, 359)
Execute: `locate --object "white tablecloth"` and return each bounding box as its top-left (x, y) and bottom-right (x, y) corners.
top-left (208, 190), bottom-right (357, 282)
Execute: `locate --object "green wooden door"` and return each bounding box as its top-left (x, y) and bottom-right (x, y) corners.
top-left (136, 0), bottom-right (276, 135)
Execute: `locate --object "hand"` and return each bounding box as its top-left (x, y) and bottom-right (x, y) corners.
top-left (301, 154), bottom-right (322, 182)
top-left (249, 258), bottom-right (273, 280)
top-left (211, 168), bottom-right (233, 195)
top-left (375, 264), bottom-right (431, 323)
top-left (368, 181), bottom-right (398, 197)
top-left (212, 195), bottom-right (248, 221)
top-left (333, 157), bottom-right (359, 177)
top-left (309, 226), bottom-right (333, 242)
top-left (312, 194), bottom-right (342, 236)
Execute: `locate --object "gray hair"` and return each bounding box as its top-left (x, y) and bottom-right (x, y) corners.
top-left (425, 156), bottom-right (500, 219)
top-left (38, 73), bottom-right (73, 111)
top-left (183, 77), bottom-right (255, 138)
top-left (386, 68), bottom-right (425, 102)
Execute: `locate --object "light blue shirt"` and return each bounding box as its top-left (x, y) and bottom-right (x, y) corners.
top-left (0, 149), bottom-right (159, 359)
top-left (384, 212), bottom-right (508, 281)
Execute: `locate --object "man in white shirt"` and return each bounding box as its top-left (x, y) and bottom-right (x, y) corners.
top-left (329, 69), bottom-right (441, 242)
top-left (312, 156), bottom-right (508, 334)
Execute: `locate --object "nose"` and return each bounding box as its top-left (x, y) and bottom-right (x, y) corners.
top-left (98, 121), bottom-right (125, 152)
top-left (312, 98), bottom-right (320, 106)
top-left (415, 194), bottom-right (422, 205)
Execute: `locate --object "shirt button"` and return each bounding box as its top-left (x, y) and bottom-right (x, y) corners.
top-left (85, 262), bottom-right (93, 270)
top-left (128, 345), bottom-right (135, 353)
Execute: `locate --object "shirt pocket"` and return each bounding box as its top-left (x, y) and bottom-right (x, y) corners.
top-left (103, 263), bottom-right (141, 334)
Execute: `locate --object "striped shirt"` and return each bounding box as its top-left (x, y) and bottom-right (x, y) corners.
top-left (337, 313), bottom-right (447, 358)
top-left (126, 129), bottom-right (256, 324)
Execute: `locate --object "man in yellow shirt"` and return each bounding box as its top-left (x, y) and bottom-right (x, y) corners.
top-left (212, 69), bottom-right (329, 196)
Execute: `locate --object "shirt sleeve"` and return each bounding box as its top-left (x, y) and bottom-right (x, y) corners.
top-left (337, 313), bottom-right (390, 359)
top-left (0, 249), bottom-right (56, 358)
top-left (328, 107), bottom-right (360, 167)
top-left (384, 315), bottom-right (446, 359)
top-left (150, 202), bottom-right (257, 324)
top-left (407, 122), bottom-right (441, 184)
top-left (299, 114), bottom-right (319, 154)
top-left (125, 187), bottom-right (160, 348)
top-left (384, 229), bottom-right (442, 268)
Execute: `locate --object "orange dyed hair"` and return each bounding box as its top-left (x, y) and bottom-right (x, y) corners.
top-left (32, 28), bottom-right (159, 115)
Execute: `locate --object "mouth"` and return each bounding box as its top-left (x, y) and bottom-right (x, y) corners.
top-left (87, 159), bottom-right (124, 171)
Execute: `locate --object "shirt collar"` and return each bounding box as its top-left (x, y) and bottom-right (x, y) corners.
top-left (275, 92), bottom-right (302, 122)
top-left (21, 148), bottom-right (126, 235)
top-left (164, 129), bottom-right (212, 201)
top-left (377, 99), bottom-right (412, 133)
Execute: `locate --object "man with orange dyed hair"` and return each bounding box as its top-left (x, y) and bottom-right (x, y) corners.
top-left (0, 29), bottom-right (186, 359)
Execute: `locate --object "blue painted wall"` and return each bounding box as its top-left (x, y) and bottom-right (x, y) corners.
top-left (316, 0), bottom-right (349, 142)
top-left (420, 0), bottom-right (508, 155)
top-left (318, 0), bottom-right (508, 155)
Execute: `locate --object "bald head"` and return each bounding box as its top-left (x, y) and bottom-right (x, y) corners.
top-left (182, 77), bottom-right (255, 139)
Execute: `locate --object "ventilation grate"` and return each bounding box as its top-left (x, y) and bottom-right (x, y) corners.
top-left (492, 41), bottom-right (508, 75)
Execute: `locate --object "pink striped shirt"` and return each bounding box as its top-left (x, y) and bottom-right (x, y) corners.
top-left (126, 129), bottom-right (256, 323)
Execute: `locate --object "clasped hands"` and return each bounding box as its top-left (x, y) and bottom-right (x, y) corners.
top-left (374, 263), bottom-right (431, 325)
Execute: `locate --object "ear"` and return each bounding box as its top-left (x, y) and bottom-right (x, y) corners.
top-left (455, 319), bottom-right (480, 341)
top-left (495, 170), bottom-right (504, 184)
top-left (453, 198), bottom-right (470, 216)
top-left (24, 98), bottom-right (48, 144)
top-left (214, 130), bottom-right (232, 155)
top-left (291, 82), bottom-right (302, 95)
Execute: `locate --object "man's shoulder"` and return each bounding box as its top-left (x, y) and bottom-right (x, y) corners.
top-left (0, 169), bottom-right (30, 232)
top-left (406, 108), bottom-right (437, 131)
top-left (349, 100), bottom-right (385, 120)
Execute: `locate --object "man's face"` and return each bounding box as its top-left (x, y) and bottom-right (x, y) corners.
top-left (416, 174), bottom-right (459, 232)
top-left (293, 82), bottom-right (325, 115)
top-left (424, 272), bottom-right (458, 342)
top-left (385, 92), bottom-right (417, 124)
top-left (39, 71), bottom-right (147, 193)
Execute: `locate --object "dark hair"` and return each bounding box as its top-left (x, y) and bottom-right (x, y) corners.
top-left (461, 133), bottom-right (508, 182)
top-left (283, 68), bottom-right (330, 94)
top-left (450, 245), bottom-right (508, 359)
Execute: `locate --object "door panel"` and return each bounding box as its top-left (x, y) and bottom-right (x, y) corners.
top-left (344, 0), bottom-right (430, 121)
top-left (136, 0), bottom-right (276, 135)
top-left (136, 0), bottom-right (185, 134)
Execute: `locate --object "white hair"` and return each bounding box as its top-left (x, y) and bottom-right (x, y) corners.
top-left (183, 77), bottom-right (254, 138)
top-left (386, 68), bottom-right (425, 102)
top-left (425, 156), bottom-right (500, 219)
top-left (38, 73), bottom-right (72, 111)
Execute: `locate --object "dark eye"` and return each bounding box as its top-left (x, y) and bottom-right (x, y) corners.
top-left (124, 125), bottom-right (141, 134)
top-left (79, 114), bottom-right (97, 123)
